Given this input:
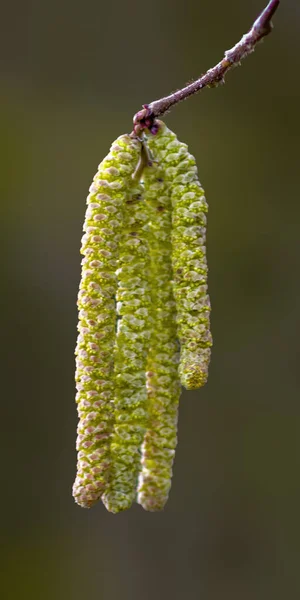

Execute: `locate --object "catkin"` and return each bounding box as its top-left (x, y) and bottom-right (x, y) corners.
top-left (102, 181), bottom-right (152, 513)
top-left (73, 134), bottom-right (141, 508)
top-left (74, 119), bottom-right (213, 512)
top-left (137, 154), bottom-right (181, 511)
top-left (146, 121), bottom-right (212, 390)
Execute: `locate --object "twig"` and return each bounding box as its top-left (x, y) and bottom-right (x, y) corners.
top-left (133, 0), bottom-right (279, 136)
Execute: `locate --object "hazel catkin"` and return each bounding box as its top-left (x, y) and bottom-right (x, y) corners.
top-left (73, 134), bottom-right (142, 508)
top-left (73, 119), bottom-right (213, 513)
top-left (101, 181), bottom-right (152, 513)
top-left (137, 156), bottom-right (181, 511)
top-left (145, 121), bottom-right (212, 390)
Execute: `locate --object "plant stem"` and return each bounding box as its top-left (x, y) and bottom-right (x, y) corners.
top-left (133, 0), bottom-right (279, 136)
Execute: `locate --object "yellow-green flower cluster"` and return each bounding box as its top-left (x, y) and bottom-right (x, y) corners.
top-left (137, 158), bottom-right (181, 511)
top-left (145, 121), bottom-right (212, 390)
top-left (73, 134), bottom-right (141, 508)
top-left (73, 120), bottom-right (212, 513)
top-left (102, 181), bottom-right (152, 513)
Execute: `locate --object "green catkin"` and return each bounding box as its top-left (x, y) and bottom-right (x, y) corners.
top-left (74, 119), bottom-right (212, 512)
top-left (102, 180), bottom-right (152, 513)
top-left (73, 134), bottom-right (141, 508)
top-left (137, 155), bottom-right (182, 511)
top-left (147, 121), bottom-right (212, 390)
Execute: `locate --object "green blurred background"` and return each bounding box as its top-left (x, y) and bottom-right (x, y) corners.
top-left (2, 0), bottom-right (300, 598)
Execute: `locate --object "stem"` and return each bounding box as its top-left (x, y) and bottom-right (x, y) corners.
top-left (132, 140), bottom-right (153, 181)
top-left (133, 0), bottom-right (279, 135)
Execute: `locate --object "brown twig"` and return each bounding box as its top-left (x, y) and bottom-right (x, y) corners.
top-left (133, 0), bottom-right (280, 136)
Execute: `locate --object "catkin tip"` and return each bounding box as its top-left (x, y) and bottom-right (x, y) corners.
top-left (102, 492), bottom-right (134, 514)
top-left (179, 364), bottom-right (209, 390)
top-left (139, 497), bottom-right (167, 512)
top-left (72, 481), bottom-right (104, 509)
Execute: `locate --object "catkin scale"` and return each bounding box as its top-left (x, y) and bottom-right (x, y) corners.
top-left (102, 181), bottom-right (152, 513)
top-left (73, 135), bottom-right (142, 508)
top-left (137, 155), bottom-right (181, 511)
top-left (146, 121), bottom-right (212, 390)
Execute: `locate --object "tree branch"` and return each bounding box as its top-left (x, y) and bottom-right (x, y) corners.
top-left (133, 0), bottom-right (280, 136)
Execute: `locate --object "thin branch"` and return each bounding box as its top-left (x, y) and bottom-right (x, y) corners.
top-left (133, 0), bottom-right (280, 136)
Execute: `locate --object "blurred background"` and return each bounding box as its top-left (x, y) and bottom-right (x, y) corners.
top-left (1, 0), bottom-right (300, 598)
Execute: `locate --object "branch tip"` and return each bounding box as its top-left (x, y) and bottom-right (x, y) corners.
top-left (132, 0), bottom-right (279, 136)
top-left (253, 0), bottom-right (280, 37)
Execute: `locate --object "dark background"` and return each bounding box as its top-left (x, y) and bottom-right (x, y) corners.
top-left (2, 0), bottom-right (300, 598)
